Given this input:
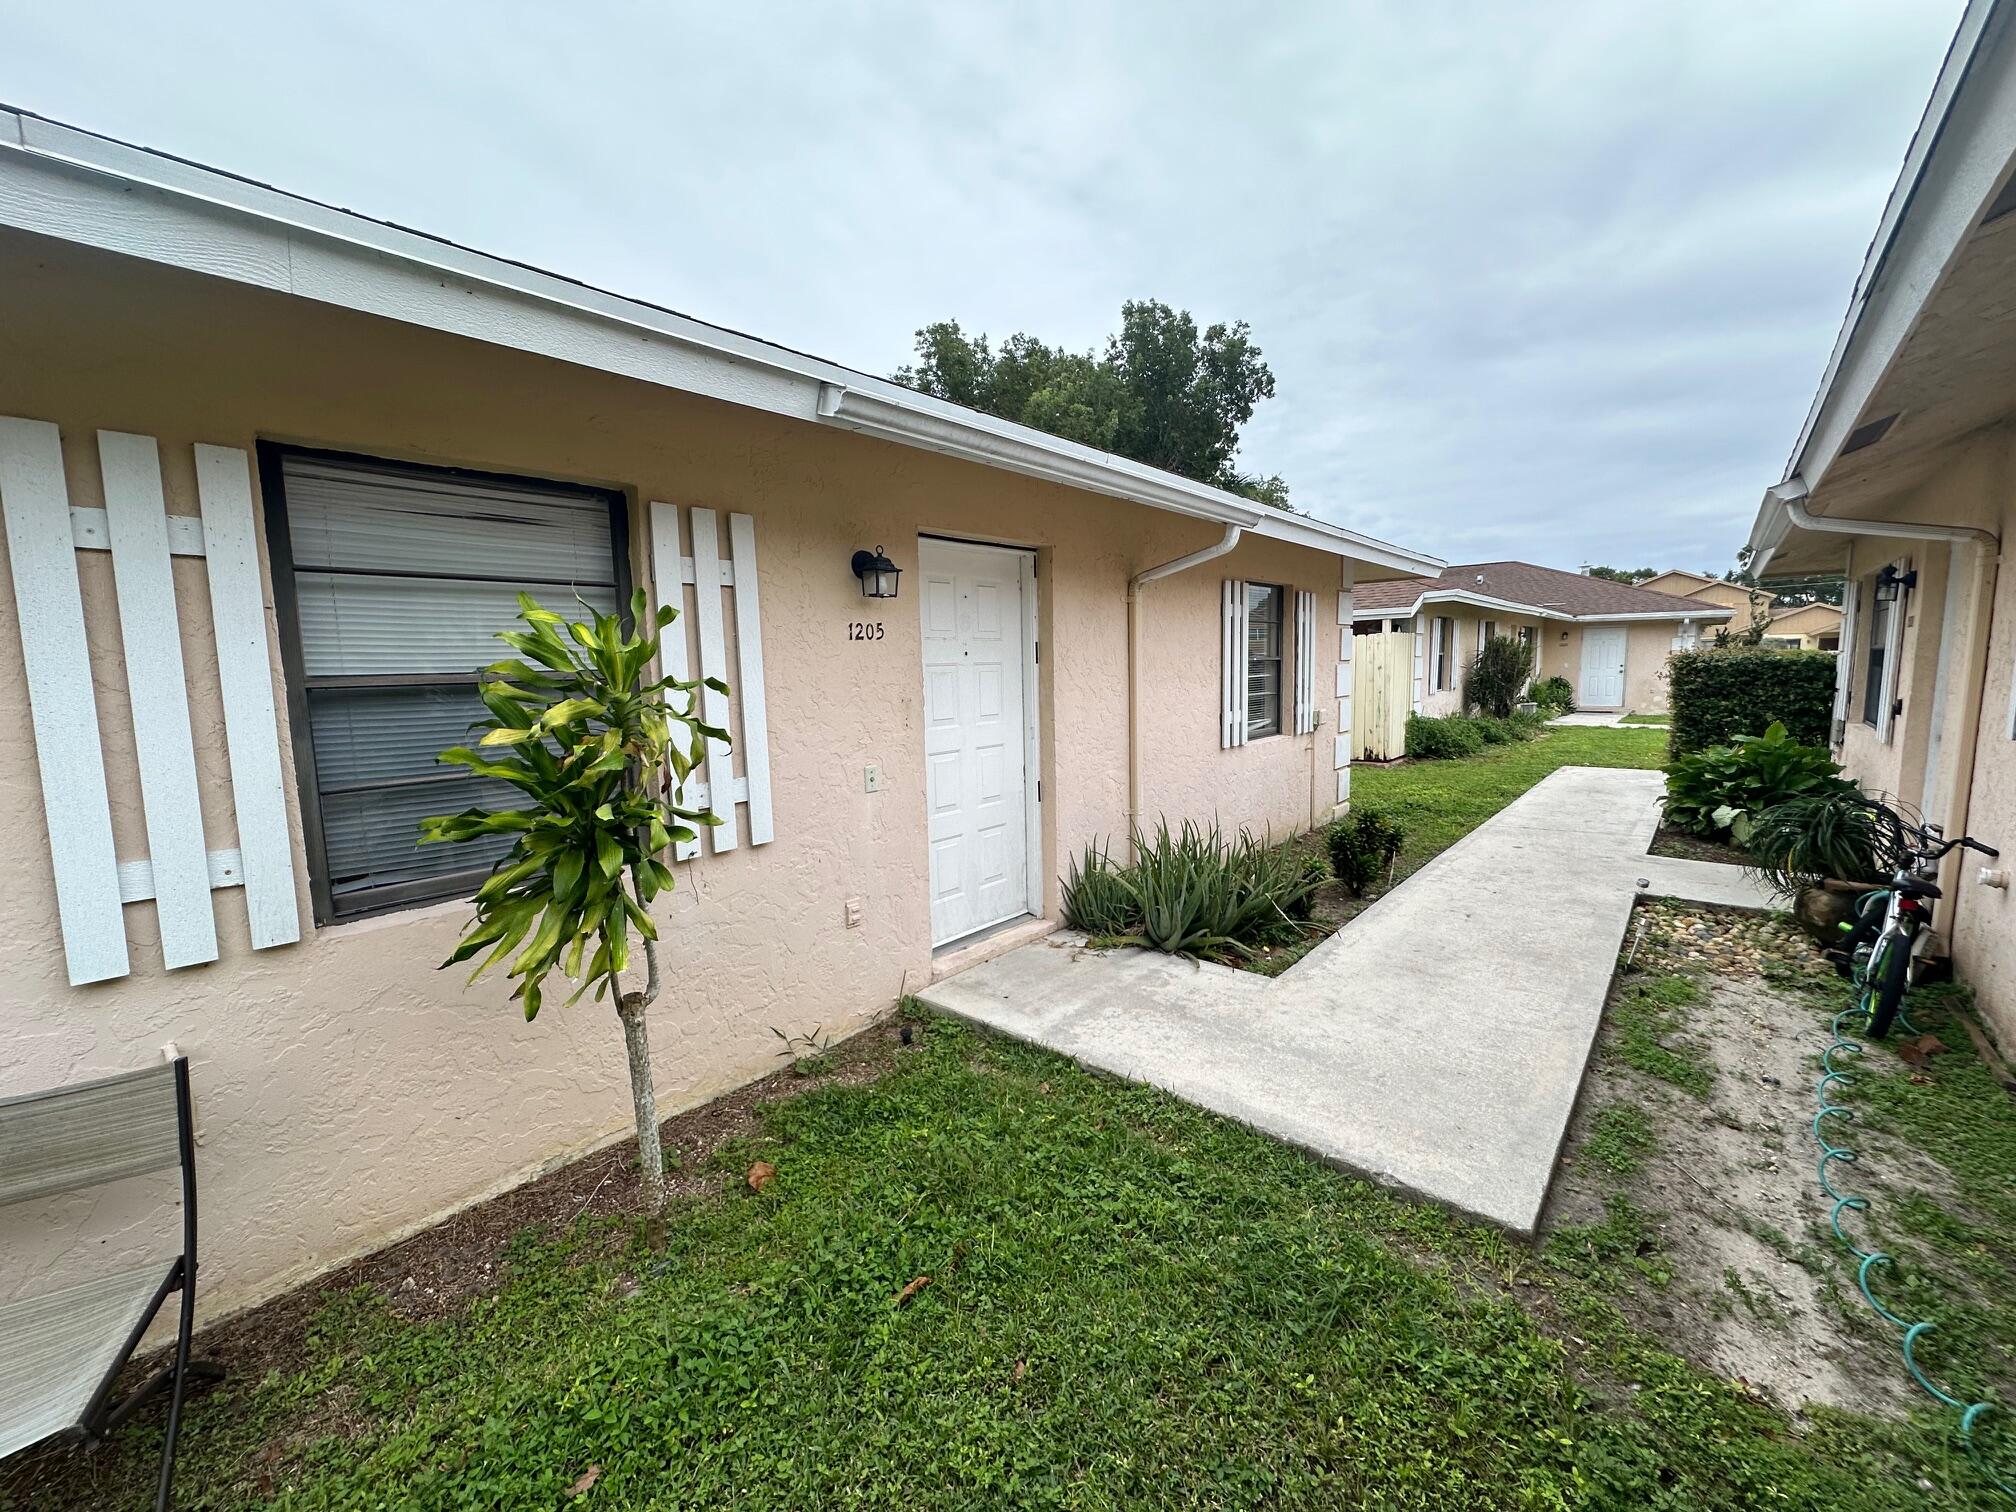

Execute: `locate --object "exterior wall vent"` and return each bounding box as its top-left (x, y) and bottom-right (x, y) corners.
top-left (1840, 413), bottom-right (1900, 455)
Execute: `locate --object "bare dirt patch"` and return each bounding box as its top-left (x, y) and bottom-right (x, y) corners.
top-left (1548, 901), bottom-right (1913, 1416)
top-left (1647, 824), bottom-right (1751, 866)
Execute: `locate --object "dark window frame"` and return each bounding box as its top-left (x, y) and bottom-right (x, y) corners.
top-left (1245, 581), bottom-right (1285, 740)
top-left (260, 443), bottom-right (634, 925)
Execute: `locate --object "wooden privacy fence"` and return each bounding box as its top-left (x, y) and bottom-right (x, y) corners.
top-left (1351, 629), bottom-right (1413, 762)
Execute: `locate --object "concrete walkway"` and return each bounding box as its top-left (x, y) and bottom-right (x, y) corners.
top-left (919, 767), bottom-right (1774, 1235)
top-left (1549, 711), bottom-right (1637, 728)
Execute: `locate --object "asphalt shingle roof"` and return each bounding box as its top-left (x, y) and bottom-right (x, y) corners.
top-left (1354, 561), bottom-right (1733, 619)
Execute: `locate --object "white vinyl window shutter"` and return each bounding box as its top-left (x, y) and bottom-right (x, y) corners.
top-left (1221, 578), bottom-right (1249, 748)
top-left (648, 502), bottom-right (775, 860)
top-left (1293, 589), bottom-right (1316, 735)
top-left (0, 418), bottom-right (301, 985)
top-left (1878, 566), bottom-right (1909, 746)
top-left (1832, 575), bottom-right (1859, 746)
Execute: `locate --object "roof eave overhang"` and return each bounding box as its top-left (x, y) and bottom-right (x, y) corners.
top-left (1756, 1), bottom-right (2016, 566)
top-left (0, 106), bottom-right (1442, 577)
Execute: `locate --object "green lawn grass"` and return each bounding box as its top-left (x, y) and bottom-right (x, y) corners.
top-left (38, 1010), bottom-right (2004, 1510)
top-left (1352, 724), bottom-right (1668, 882)
top-left (1621, 712), bottom-right (1672, 726)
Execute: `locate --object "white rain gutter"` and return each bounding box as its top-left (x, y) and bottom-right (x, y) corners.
top-left (1769, 478), bottom-right (2001, 552)
top-left (1127, 525), bottom-right (1245, 848)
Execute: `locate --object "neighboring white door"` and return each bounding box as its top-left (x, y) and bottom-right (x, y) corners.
top-left (920, 538), bottom-right (1037, 947)
top-left (1580, 626), bottom-right (1628, 709)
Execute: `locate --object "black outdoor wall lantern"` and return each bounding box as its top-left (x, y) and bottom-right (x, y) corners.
top-left (1875, 563), bottom-right (1918, 603)
top-left (852, 545), bottom-right (901, 599)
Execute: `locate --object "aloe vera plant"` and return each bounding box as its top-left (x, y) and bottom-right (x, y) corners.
top-left (1085, 820), bottom-right (1320, 961)
top-left (420, 590), bottom-right (726, 1209)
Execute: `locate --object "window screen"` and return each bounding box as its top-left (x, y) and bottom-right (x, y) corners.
top-left (1246, 583), bottom-right (1284, 738)
top-left (266, 450), bottom-right (628, 921)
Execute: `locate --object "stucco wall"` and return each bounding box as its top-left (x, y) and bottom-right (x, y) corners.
top-left (0, 232), bottom-right (1362, 1320)
top-left (1413, 607), bottom-right (1544, 716)
top-left (1950, 494), bottom-right (2016, 1049)
top-left (1535, 622), bottom-right (1689, 713)
top-left (1822, 434), bottom-right (2015, 1048)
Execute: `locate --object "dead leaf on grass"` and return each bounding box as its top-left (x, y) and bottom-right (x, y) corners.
top-left (1013, 1358), bottom-right (1027, 1382)
top-left (1897, 1035), bottom-right (1948, 1069)
top-left (747, 1161), bottom-right (777, 1193)
top-left (893, 1274), bottom-right (930, 1307)
top-left (568, 1465), bottom-right (602, 1496)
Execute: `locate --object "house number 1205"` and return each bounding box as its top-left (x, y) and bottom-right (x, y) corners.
top-left (848, 621), bottom-right (885, 641)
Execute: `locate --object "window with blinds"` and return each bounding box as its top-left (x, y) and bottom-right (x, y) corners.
top-left (263, 449), bottom-right (629, 921)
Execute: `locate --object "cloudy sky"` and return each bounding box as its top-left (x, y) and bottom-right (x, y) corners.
top-left (3, 2), bottom-right (1962, 572)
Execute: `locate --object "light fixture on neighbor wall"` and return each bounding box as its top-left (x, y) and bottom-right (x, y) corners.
top-left (1875, 563), bottom-right (1917, 604)
top-left (851, 545), bottom-right (902, 599)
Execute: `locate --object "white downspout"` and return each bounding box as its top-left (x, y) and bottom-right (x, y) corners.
top-left (1127, 525), bottom-right (1244, 849)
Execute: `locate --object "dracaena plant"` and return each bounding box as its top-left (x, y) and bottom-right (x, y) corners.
top-left (420, 590), bottom-right (727, 1209)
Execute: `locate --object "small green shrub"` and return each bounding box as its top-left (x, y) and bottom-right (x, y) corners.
top-left (1406, 713), bottom-right (1487, 759)
top-left (1530, 675), bottom-right (1575, 713)
top-left (1668, 647), bottom-right (1836, 755)
top-left (1061, 843), bottom-right (1138, 935)
top-left (1326, 807), bottom-right (1406, 897)
top-left (1743, 790), bottom-right (1912, 896)
top-left (1463, 635), bottom-right (1538, 718)
top-left (1286, 851), bottom-right (1329, 920)
top-left (1662, 721), bottom-right (1857, 840)
top-left (1507, 709), bottom-right (1548, 738)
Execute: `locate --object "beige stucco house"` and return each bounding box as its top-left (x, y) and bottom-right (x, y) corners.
top-left (1747, 0), bottom-right (2016, 1047)
top-left (1760, 600), bottom-right (1846, 652)
top-left (1637, 567), bottom-right (1843, 649)
top-left (1350, 562), bottom-right (1732, 738)
top-left (0, 111), bottom-right (1442, 1321)
top-left (1636, 568), bottom-right (1771, 621)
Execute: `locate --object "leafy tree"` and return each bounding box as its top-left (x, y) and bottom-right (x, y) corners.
top-left (1584, 565), bottom-right (1657, 584)
top-left (893, 299), bottom-right (1292, 508)
top-left (421, 592), bottom-right (725, 1210)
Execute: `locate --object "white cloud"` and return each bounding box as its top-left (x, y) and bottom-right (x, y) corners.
top-left (0, 0), bottom-right (1962, 570)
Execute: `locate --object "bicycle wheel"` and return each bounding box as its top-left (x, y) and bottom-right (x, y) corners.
top-left (1866, 922), bottom-right (1914, 1038)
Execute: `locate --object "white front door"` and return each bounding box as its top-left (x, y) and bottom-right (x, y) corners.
top-left (920, 538), bottom-right (1037, 947)
top-left (1580, 626), bottom-right (1628, 709)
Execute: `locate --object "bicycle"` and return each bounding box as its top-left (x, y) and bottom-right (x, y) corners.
top-left (1850, 820), bottom-right (1999, 1038)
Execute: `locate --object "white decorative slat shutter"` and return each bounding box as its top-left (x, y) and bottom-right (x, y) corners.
top-left (1832, 576), bottom-right (1858, 744)
top-left (0, 417), bottom-right (128, 985)
top-left (648, 501), bottom-right (775, 861)
top-left (195, 445), bottom-right (301, 950)
top-left (1221, 578), bottom-right (1248, 748)
top-left (727, 511), bottom-right (775, 846)
top-left (0, 418), bottom-right (300, 984)
top-left (1878, 564), bottom-right (1909, 745)
top-left (99, 431), bottom-right (217, 969)
top-left (688, 508), bottom-right (738, 853)
top-left (1292, 589), bottom-right (1315, 735)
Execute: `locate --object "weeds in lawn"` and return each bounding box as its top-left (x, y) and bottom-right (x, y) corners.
top-left (1609, 973), bottom-right (1715, 1097)
top-left (1582, 1103), bottom-right (1657, 1174)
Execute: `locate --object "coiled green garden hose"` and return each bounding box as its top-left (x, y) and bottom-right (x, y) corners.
top-left (1814, 937), bottom-right (2013, 1500)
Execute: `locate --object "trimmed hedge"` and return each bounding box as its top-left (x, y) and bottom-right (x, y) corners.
top-left (1668, 647), bottom-right (1836, 756)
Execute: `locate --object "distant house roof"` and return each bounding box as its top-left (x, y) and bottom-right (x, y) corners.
top-left (1353, 561), bottom-right (1738, 623)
